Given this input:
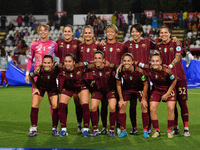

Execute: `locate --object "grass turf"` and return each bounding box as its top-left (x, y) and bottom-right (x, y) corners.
top-left (0, 86), bottom-right (200, 149)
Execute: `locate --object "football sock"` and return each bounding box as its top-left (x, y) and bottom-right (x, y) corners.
top-left (109, 112), bottom-right (116, 131)
top-left (142, 112), bottom-right (149, 131)
top-left (81, 104), bottom-right (90, 128)
top-left (58, 103), bottom-right (67, 128)
top-left (168, 120), bottom-right (174, 132)
top-left (119, 113), bottom-right (126, 130)
top-left (129, 100), bottom-right (137, 128)
top-left (152, 120), bottom-right (159, 131)
top-left (30, 107), bottom-right (39, 127)
top-left (52, 108), bottom-right (58, 128)
top-left (75, 104), bottom-right (83, 123)
top-left (91, 111), bottom-right (98, 130)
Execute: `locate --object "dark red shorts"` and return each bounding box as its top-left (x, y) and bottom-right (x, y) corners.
top-left (34, 89), bottom-right (58, 97)
top-left (61, 86), bottom-right (88, 97)
top-left (176, 80), bottom-right (188, 101)
top-left (91, 90), bottom-right (116, 100)
top-left (150, 89), bottom-right (176, 102)
top-left (122, 89), bottom-right (142, 102)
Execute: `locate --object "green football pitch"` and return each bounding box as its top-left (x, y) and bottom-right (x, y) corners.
top-left (0, 86), bottom-right (200, 149)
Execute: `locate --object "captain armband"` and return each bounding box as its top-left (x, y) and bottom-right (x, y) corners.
top-left (29, 72), bottom-right (36, 78)
top-left (141, 75), bottom-right (147, 82)
top-left (115, 73), bottom-right (120, 80)
top-left (138, 62), bottom-right (145, 68)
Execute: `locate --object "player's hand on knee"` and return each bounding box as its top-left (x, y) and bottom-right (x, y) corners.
top-left (141, 99), bottom-right (148, 108)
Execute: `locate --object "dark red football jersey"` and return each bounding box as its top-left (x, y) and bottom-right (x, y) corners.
top-left (115, 65), bottom-right (147, 91)
top-left (58, 63), bottom-right (87, 90)
top-left (99, 41), bottom-right (126, 66)
top-left (32, 66), bottom-right (60, 91)
top-left (85, 63), bottom-right (116, 92)
top-left (124, 39), bottom-right (156, 64)
top-left (143, 64), bottom-right (176, 95)
top-left (78, 42), bottom-right (99, 62)
top-left (156, 40), bottom-right (186, 81)
top-left (56, 39), bottom-right (81, 63)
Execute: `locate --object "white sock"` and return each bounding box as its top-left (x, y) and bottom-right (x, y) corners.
top-left (184, 127), bottom-right (189, 131)
top-left (52, 127), bottom-right (56, 130)
top-left (61, 128), bottom-right (67, 131)
top-left (32, 126), bottom-right (37, 131)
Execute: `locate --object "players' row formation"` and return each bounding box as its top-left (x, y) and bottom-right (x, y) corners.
top-left (25, 23), bottom-right (190, 138)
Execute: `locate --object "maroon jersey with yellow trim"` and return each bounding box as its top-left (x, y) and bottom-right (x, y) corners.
top-left (58, 62), bottom-right (87, 90)
top-left (85, 63), bottom-right (116, 92)
top-left (124, 39), bottom-right (156, 64)
top-left (156, 40), bottom-right (186, 81)
top-left (115, 65), bottom-right (146, 91)
top-left (32, 66), bottom-right (60, 91)
top-left (143, 64), bottom-right (176, 95)
top-left (78, 42), bottom-right (99, 62)
top-left (56, 39), bottom-right (81, 63)
top-left (99, 41), bottom-right (126, 66)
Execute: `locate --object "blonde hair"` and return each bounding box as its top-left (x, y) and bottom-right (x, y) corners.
top-left (151, 50), bottom-right (162, 59)
top-left (105, 24), bottom-right (118, 33)
top-left (37, 24), bottom-right (50, 33)
top-left (82, 25), bottom-right (95, 42)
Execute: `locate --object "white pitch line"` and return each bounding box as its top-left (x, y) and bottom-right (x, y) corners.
top-left (188, 92), bottom-right (200, 95)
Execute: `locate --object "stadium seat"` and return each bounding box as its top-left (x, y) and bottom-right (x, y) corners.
top-left (5, 46), bottom-right (9, 51)
top-left (195, 44), bottom-right (199, 48)
top-left (51, 26), bottom-right (55, 31)
top-left (196, 40), bottom-right (200, 45)
top-left (187, 32), bottom-right (192, 38)
top-left (190, 44), bottom-right (195, 48)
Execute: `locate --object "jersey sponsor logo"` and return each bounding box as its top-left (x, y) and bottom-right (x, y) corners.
top-left (48, 46), bottom-right (51, 49)
top-left (142, 44), bottom-right (146, 47)
top-left (60, 45), bottom-right (63, 47)
top-left (170, 47), bottom-right (173, 51)
top-left (164, 48), bottom-right (167, 53)
top-left (109, 47), bottom-right (113, 52)
top-left (170, 74), bottom-right (175, 80)
top-left (116, 48), bottom-right (120, 52)
top-left (93, 48), bottom-right (97, 52)
top-left (135, 44), bottom-right (139, 48)
top-left (86, 48), bottom-right (90, 52)
top-left (176, 46), bottom-right (181, 51)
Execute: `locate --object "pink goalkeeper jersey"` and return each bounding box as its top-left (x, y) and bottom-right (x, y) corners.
top-left (26, 40), bottom-right (58, 71)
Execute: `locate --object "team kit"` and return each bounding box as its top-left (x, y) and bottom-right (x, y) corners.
top-left (25, 23), bottom-right (190, 139)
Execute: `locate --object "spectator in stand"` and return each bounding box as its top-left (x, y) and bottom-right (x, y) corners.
top-left (20, 29), bottom-right (25, 38)
top-left (31, 21), bottom-right (38, 32)
top-left (140, 12), bottom-right (146, 25)
top-left (122, 20), bottom-right (128, 37)
top-left (149, 27), bottom-right (155, 38)
top-left (7, 51), bottom-right (13, 63)
top-left (91, 13), bottom-right (97, 26)
top-left (24, 29), bottom-right (30, 37)
top-left (111, 13), bottom-right (117, 25)
top-left (178, 11), bottom-right (183, 29)
top-left (29, 13), bottom-right (36, 26)
top-left (184, 37), bottom-right (190, 48)
top-left (8, 34), bottom-right (14, 42)
top-left (1, 14), bottom-right (7, 30)
top-left (23, 14), bottom-right (29, 27)
top-left (114, 11), bottom-right (118, 25)
top-left (152, 15), bottom-right (158, 28)
top-left (8, 22), bottom-right (15, 31)
top-left (75, 27), bottom-right (81, 39)
top-left (17, 14), bottom-right (23, 27)
top-left (197, 22), bottom-right (200, 31)
top-left (6, 38), bottom-right (13, 46)
top-left (190, 34), bottom-right (196, 45)
top-left (158, 14), bottom-right (163, 28)
top-left (0, 46), bottom-right (9, 87)
top-left (14, 30), bottom-right (20, 39)
top-left (192, 23), bottom-right (197, 31)
top-left (187, 18), bottom-right (193, 32)
top-left (86, 12), bottom-right (92, 25)
top-left (193, 11), bottom-right (199, 25)
top-left (102, 18), bottom-right (107, 30)
top-left (182, 48), bottom-right (194, 67)
top-left (52, 13), bottom-right (59, 27)
top-left (85, 18), bottom-right (90, 25)
top-left (60, 12), bottom-right (68, 26)
top-left (14, 40), bottom-right (23, 55)
top-left (173, 12), bottom-right (178, 29)
top-left (183, 11), bottom-right (188, 29)
top-left (143, 27), bottom-right (149, 39)
top-left (127, 11), bottom-right (133, 26)
top-left (118, 12), bottom-right (124, 29)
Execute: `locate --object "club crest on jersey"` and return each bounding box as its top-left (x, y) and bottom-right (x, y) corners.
top-left (93, 48), bottom-right (97, 52)
top-left (135, 44), bottom-right (139, 48)
top-left (116, 48), bottom-right (120, 52)
top-left (109, 47), bottom-right (113, 52)
top-left (81, 47), bottom-right (83, 52)
top-left (129, 43), bottom-right (132, 48)
top-left (176, 46), bottom-right (181, 52)
top-left (48, 46), bottom-right (51, 49)
top-left (106, 72), bottom-right (110, 75)
top-left (99, 72), bottom-right (102, 76)
top-left (86, 48), bottom-right (90, 52)
top-left (164, 48), bottom-right (167, 53)
top-left (142, 44), bottom-right (146, 47)
top-left (69, 73), bottom-right (73, 77)
top-left (66, 44), bottom-right (70, 49)
top-left (170, 47), bottom-right (173, 51)
top-left (103, 46), bottom-right (106, 51)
